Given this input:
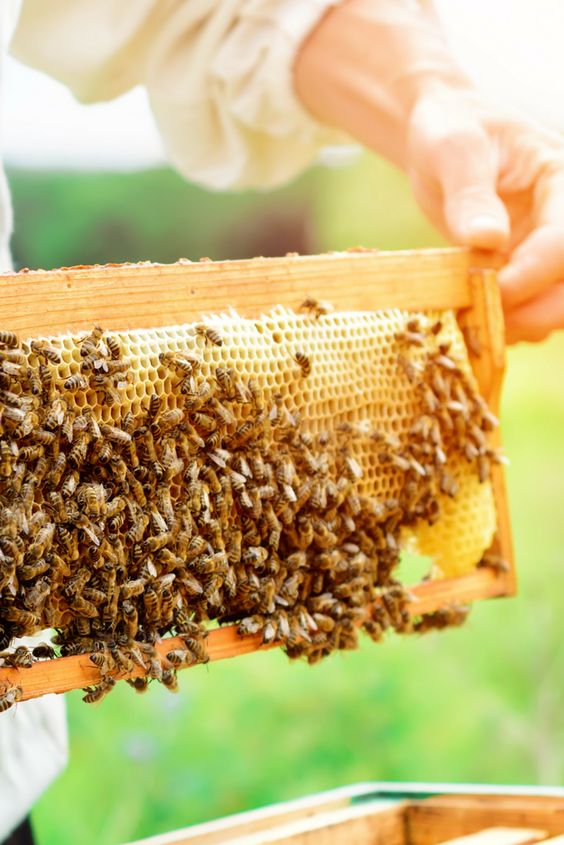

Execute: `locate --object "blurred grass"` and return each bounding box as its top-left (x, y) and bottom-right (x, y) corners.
top-left (7, 153), bottom-right (564, 845)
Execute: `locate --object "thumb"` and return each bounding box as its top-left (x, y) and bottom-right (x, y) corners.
top-left (439, 132), bottom-right (510, 248)
top-left (410, 97), bottom-right (510, 249)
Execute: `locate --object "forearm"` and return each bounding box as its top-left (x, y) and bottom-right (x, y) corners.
top-left (294, 0), bottom-right (472, 168)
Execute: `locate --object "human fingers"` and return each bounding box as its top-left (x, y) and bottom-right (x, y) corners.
top-left (499, 168), bottom-right (564, 308)
top-left (409, 96), bottom-right (510, 249)
top-left (504, 280), bottom-right (564, 343)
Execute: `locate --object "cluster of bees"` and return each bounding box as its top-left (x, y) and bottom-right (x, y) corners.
top-left (0, 311), bottom-right (501, 709)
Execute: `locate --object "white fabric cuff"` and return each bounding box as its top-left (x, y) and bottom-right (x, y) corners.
top-left (205, 0), bottom-right (347, 187)
top-left (0, 694), bottom-right (68, 840)
top-left (153, 0), bottom-right (348, 190)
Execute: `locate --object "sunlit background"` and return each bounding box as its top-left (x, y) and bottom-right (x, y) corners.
top-left (5, 2), bottom-right (564, 844)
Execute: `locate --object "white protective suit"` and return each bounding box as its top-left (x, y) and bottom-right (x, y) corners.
top-left (0, 0), bottom-right (340, 839)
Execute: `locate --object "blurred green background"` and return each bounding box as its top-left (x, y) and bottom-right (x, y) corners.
top-left (9, 154), bottom-right (564, 845)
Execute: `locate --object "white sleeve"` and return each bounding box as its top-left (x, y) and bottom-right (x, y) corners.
top-left (0, 695), bottom-right (68, 840)
top-left (11, 0), bottom-right (348, 189)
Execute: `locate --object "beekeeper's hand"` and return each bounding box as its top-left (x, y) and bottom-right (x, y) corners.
top-left (294, 0), bottom-right (564, 343)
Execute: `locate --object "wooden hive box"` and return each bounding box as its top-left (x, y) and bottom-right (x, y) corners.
top-left (122, 784), bottom-right (564, 845)
top-left (0, 247), bottom-right (513, 701)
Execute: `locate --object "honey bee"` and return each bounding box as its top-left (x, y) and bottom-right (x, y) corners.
top-left (127, 677), bottom-right (149, 694)
top-left (0, 358), bottom-right (22, 382)
top-left (143, 585), bottom-right (160, 625)
top-left (90, 439), bottom-right (112, 465)
top-left (159, 352), bottom-right (201, 374)
top-left (32, 428), bottom-right (57, 447)
top-left (68, 432), bottom-right (90, 469)
top-left (183, 637), bottom-right (208, 663)
top-left (197, 466), bottom-right (220, 496)
top-left (299, 297), bottom-right (333, 319)
top-left (31, 341), bottom-right (61, 363)
top-left (127, 474), bottom-right (147, 507)
top-left (64, 373), bottom-right (88, 391)
top-left (143, 531), bottom-right (172, 554)
top-left (215, 366), bottom-right (235, 398)
top-left (0, 684), bottom-right (22, 712)
top-left (108, 640), bottom-right (134, 673)
top-left (435, 353), bottom-right (458, 372)
top-left (82, 587), bottom-right (107, 606)
top-left (100, 424), bottom-right (131, 445)
top-left (178, 571), bottom-right (204, 597)
top-left (99, 384), bottom-right (121, 406)
top-left (477, 454), bottom-right (490, 483)
top-left (68, 594), bottom-right (99, 619)
top-left (0, 442), bottom-right (13, 477)
top-left (32, 642), bottom-right (57, 659)
top-left (151, 408), bottom-right (184, 435)
top-left (147, 655), bottom-right (163, 681)
top-left (192, 412), bottom-right (216, 432)
top-left (121, 578), bottom-right (146, 599)
top-left (26, 523), bottom-right (55, 561)
top-left (209, 397), bottom-right (235, 426)
top-left (44, 397), bottom-right (67, 431)
top-left (180, 374), bottom-right (198, 396)
top-left (82, 350), bottom-right (106, 372)
top-left (194, 323), bottom-right (223, 346)
top-left (82, 677), bottom-right (115, 704)
top-left (155, 490), bottom-right (175, 531)
top-left (414, 604), bottom-right (469, 633)
top-left (3, 405), bottom-right (26, 425)
top-left (121, 601), bottom-right (139, 638)
top-left (62, 568), bottom-right (91, 599)
top-left (1, 606), bottom-right (39, 629)
top-left (80, 326), bottom-right (104, 355)
top-left (0, 331), bottom-right (18, 348)
top-left (27, 368), bottom-right (43, 395)
top-left (478, 552), bottom-right (510, 574)
top-left (45, 551), bottom-right (71, 578)
top-left (165, 648), bottom-right (192, 667)
top-left (30, 456), bottom-right (48, 486)
top-left (226, 530), bottom-right (242, 565)
top-left (0, 645), bottom-right (33, 668)
top-left (237, 615), bottom-right (264, 636)
top-left (61, 470), bottom-right (79, 498)
top-left (159, 588), bottom-right (175, 625)
top-left (125, 513), bottom-right (149, 545)
top-left (262, 618), bottom-right (278, 644)
top-left (22, 577), bottom-right (50, 611)
top-left (396, 329), bottom-right (425, 347)
top-left (293, 349), bottom-right (311, 376)
top-left (233, 377), bottom-right (252, 405)
top-left (225, 470), bottom-right (244, 495)
top-left (105, 335), bottom-right (121, 359)
top-left (160, 668), bottom-right (178, 691)
top-left (89, 651), bottom-right (114, 674)
top-left (109, 456), bottom-right (128, 484)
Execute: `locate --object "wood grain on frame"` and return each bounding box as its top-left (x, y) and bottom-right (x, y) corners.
top-left (1, 249), bottom-right (471, 339)
top-left (0, 249), bottom-right (514, 700)
top-left (0, 568), bottom-right (511, 702)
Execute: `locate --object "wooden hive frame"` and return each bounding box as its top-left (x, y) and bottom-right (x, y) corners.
top-left (0, 247), bottom-right (513, 701)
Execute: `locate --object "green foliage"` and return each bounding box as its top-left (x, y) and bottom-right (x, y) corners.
top-left (7, 155), bottom-right (563, 845)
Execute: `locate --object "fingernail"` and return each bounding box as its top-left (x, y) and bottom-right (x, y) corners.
top-left (469, 214), bottom-right (507, 233)
top-left (460, 215), bottom-right (509, 249)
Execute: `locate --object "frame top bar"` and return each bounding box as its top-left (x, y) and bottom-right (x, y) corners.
top-left (0, 248), bottom-right (471, 339)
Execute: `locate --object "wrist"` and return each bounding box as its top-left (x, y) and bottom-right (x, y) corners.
top-left (294, 0), bottom-right (472, 166)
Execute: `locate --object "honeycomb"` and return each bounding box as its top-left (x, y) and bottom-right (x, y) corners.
top-left (44, 307), bottom-right (495, 575)
top-left (0, 305), bottom-right (500, 703)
